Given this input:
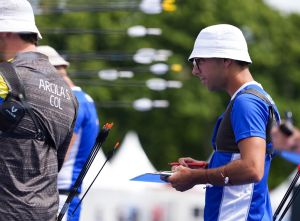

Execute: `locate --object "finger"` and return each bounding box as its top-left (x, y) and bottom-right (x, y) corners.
top-left (171, 166), bottom-right (178, 172)
top-left (175, 165), bottom-right (183, 171)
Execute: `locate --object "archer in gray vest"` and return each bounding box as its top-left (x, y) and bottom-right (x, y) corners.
top-left (166, 24), bottom-right (280, 221)
top-left (0, 0), bottom-right (78, 220)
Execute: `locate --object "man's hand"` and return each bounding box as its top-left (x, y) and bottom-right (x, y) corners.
top-left (174, 157), bottom-right (208, 169)
top-left (168, 166), bottom-right (196, 192)
top-left (271, 127), bottom-right (300, 152)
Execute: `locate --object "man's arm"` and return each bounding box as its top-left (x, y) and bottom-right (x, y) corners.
top-left (64, 133), bottom-right (77, 161)
top-left (215, 136), bottom-right (266, 184)
top-left (168, 137), bottom-right (266, 191)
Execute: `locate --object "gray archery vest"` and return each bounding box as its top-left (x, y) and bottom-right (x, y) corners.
top-left (215, 88), bottom-right (276, 153)
top-left (0, 52), bottom-right (78, 221)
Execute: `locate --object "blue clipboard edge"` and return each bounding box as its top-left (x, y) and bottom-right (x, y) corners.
top-left (130, 171), bottom-right (173, 183)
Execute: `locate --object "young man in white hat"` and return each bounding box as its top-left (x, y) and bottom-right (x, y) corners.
top-left (167, 24), bottom-right (280, 220)
top-left (0, 1), bottom-right (78, 220)
top-left (37, 45), bottom-right (100, 221)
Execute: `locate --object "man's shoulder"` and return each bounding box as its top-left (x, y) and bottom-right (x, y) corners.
top-left (233, 86), bottom-right (280, 121)
top-left (232, 90), bottom-right (270, 117)
top-left (235, 86), bottom-right (275, 106)
top-left (73, 88), bottom-right (95, 104)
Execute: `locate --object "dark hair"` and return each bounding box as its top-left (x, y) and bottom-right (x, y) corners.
top-left (222, 58), bottom-right (250, 67)
top-left (235, 60), bottom-right (250, 67)
top-left (18, 33), bottom-right (38, 46)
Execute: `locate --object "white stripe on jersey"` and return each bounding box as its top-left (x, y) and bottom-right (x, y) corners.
top-left (218, 153), bottom-right (254, 221)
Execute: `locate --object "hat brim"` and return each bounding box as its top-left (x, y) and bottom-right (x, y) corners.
top-left (188, 47), bottom-right (252, 63)
top-left (0, 20), bottom-right (42, 39)
top-left (50, 57), bottom-right (70, 67)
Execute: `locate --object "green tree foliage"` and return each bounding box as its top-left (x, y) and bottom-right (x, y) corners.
top-left (33, 0), bottom-right (300, 188)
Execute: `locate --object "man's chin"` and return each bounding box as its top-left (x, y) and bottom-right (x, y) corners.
top-left (207, 86), bottom-right (218, 92)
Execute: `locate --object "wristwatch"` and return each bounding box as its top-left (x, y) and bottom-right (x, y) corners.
top-left (220, 169), bottom-right (229, 185)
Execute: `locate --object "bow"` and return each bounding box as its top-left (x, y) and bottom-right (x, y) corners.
top-left (57, 122), bottom-right (113, 221)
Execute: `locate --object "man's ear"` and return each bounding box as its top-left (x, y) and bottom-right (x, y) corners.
top-left (223, 58), bottom-right (233, 68)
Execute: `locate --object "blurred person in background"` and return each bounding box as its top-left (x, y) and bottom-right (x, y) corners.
top-left (0, 0), bottom-right (78, 220)
top-left (37, 45), bottom-right (100, 221)
top-left (271, 122), bottom-right (300, 152)
top-left (166, 24), bottom-right (280, 221)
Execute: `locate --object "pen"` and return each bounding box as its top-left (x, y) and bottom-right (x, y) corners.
top-left (169, 162), bottom-right (207, 167)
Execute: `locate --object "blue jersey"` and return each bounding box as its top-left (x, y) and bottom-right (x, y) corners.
top-left (205, 83), bottom-right (280, 221)
top-left (57, 86), bottom-right (99, 191)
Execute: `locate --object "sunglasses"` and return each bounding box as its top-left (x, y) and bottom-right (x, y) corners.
top-left (192, 58), bottom-right (205, 67)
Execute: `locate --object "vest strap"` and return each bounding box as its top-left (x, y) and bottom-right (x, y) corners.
top-left (0, 62), bottom-right (47, 141)
top-left (216, 88), bottom-right (277, 155)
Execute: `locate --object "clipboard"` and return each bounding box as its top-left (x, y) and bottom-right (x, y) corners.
top-left (130, 171), bottom-right (173, 183)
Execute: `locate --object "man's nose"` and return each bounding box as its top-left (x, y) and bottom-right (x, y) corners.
top-left (192, 65), bottom-right (199, 76)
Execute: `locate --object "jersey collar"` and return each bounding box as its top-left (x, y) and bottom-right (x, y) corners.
top-left (230, 81), bottom-right (263, 101)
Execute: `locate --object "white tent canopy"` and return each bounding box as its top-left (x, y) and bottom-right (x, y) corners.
top-left (83, 131), bottom-right (162, 191)
top-left (111, 131), bottom-right (156, 176)
top-left (110, 131), bottom-right (162, 190)
top-left (82, 149), bottom-right (119, 190)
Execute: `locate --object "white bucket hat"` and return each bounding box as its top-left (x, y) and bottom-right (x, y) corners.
top-left (189, 24), bottom-right (251, 63)
top-left (37, 45), bottom-right (70, 67)
top-left (0, 0), bottom-right (42, 39)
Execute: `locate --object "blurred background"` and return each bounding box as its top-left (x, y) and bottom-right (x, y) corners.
top-left (29, 0), bottom-right (300, 220)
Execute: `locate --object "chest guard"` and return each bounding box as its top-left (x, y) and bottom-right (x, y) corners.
top-left (215, 88), bottom-right (276, 153)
